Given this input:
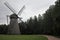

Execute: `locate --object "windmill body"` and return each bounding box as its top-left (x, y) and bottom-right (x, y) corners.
top-left (8, 14), bottom-right (20, 34)
top-left (4, 1), bottom-right (25, 34)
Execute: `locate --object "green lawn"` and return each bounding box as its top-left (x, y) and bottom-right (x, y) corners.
top-left (0, 35), bottom-right (48, 40)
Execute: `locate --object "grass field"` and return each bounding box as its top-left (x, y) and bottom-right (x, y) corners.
top-left (0, 35), bottom-right (48, 40)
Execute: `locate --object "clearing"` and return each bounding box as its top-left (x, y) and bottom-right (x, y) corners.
top-left (0, 35), bottom-right (48, 40)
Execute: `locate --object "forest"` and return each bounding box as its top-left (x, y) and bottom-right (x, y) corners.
top-left (0, 0), bottom-right (60, 37)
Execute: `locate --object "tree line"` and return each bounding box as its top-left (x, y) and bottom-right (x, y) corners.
top-left (0, 0), bottom-right (60, 36)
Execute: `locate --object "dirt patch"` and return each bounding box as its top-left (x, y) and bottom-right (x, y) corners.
top-left (44, 35), bottom-right (60, 40)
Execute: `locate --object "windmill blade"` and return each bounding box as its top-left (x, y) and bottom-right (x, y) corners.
top-left (6, 15), bottom-right (9, 24)
top-left (18, 5), bottom-right (25, 15)
top-left (4, 1), bottom-right (16, 13)
top-left (18, 17), bottom-right (23, 22)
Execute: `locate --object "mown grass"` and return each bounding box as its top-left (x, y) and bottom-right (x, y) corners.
top-left (0, 35), bottom-right (48, 40)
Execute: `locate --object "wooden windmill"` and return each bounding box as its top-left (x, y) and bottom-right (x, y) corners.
top-left (4, 1), bottom-right (25, 34)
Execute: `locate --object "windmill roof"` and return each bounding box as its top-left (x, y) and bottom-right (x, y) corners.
top-left (10, 13), bottom-right (18, 19)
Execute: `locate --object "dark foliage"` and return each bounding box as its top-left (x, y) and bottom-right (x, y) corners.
top-left (0, 24), bottom-right (8, 34)
top-left (18, 0), bottom-right (60, 36)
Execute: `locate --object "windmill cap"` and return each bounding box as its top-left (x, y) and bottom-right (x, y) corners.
top-left (10, 13), bottom-right (18, 19)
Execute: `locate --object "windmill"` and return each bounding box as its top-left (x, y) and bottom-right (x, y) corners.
top-left (4, 1), bottom-right (25, 34)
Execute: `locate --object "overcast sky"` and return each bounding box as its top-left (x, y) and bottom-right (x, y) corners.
top-left (0, 0), bottom-right (56, 24)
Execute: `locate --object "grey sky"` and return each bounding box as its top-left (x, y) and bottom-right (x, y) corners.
top-left (0, 0), bottom-right (56, 24)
